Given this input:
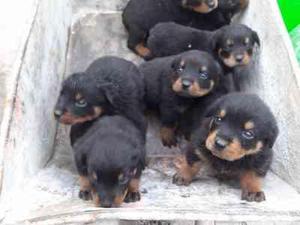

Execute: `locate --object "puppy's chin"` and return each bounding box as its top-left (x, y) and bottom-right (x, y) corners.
top-left (59, 107), bottom-right (102, 125)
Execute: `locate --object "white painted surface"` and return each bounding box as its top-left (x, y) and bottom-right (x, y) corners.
top-left (0, 0), bottom-right (72, 208)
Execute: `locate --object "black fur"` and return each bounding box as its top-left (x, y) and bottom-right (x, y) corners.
top-left (140, 50), bottom-right (224, 147)
top-left (54, 56), bottom-right (146, 132)
top-left (146, 23), bottom-right (260, 90)
top-left (122, 0), bottom-right (246, 55)
top-left (73, 115), bottom-right (146, 208)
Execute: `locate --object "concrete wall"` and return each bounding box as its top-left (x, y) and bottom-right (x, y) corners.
top-left (238, 1), bottom-right (300, 192)
top-left (0, 0), bottom-right (71, 201)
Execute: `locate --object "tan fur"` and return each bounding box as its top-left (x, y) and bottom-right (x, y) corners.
top-left (75, 93), bottom-right (83, 100)
top-left (160, 126), bottom-right (176, 146)
top-left (240, 171), bottom-right (262, 193)
top-left (218, 49), bottom-right (251, 67)
top-left (172, 78), bottom-right (183, 93)
top-left (174, 155), bottom-right (201, 183)
top-left (59, 106), bottom-right (102, 124)
top-left (191, 0), bottom-right (218, 13)
top-left (206, 131), bottom-right (264, 161)
top-left (92, 189), bottom-right (100, 207)
top-left (114, 189), bottom-right (128, 207)
top-left (79, 176), bottom-right (91, 192)
top-left (172, 78), bottom-right (214, 97)
top-left (244, 121), bottom-right (255, 130)
top-left (135, 43), bottom-right (151, 57)
top-left (128, 178), bottom-right (140, 193)
top-left (240, 0), bottom-right (249, 9)
top-left (219, 109), bottom-right (226, 118)
top-left (189, 80), bottom-right (214, 97)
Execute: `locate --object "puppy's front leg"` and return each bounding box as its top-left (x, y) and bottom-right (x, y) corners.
top-left (159, 105), bottom-right (179, 147)
top-left (240, 170), bottom-right (266, 202)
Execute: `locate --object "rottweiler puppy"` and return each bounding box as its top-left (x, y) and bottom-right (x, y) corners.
top-left (54, 56), bottom-right (146, 132)
top-left (72, 115), bottom-right (146, 208)
top-left (146, 23), bottom-right (259, 90)
top-left (140, 50), bottom-right (223, 147)
top-left (173, 93), bottom-right (279, 202)
top-left (122, 0), bottom-right (248, 57)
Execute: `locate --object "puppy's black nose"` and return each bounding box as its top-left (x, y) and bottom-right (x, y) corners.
top-left (207, 0), bottom-right (216, 8)
top-left (54, 109), bottom-right (63, 119)
top-left (182, 79), bottom-right (192, 89)
top-left (235, 54), bottom-right (244, 63)
top-left (215, 136), bottom-right (228, 149)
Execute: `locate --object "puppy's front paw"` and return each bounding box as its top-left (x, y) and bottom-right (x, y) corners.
top-left (172, 173), bottom-right (192, 186)
top-left (125, 191), bottom-right (141, 203)
top-left (241, 190), bottom-right (266, 202)
top-left (160, 127), bottom-right (177, 147)
top-left (79, 190), bottom-right (92, 201)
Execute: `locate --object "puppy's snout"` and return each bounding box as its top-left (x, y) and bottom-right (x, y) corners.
top-left (54, 109), bottom-right (64, 119)
top-left (214, 136), bottom-right (229, 150)
top-left (235, 54), bottom-right (244, 63)
top-left (182, 79), bottom-right (192, 89)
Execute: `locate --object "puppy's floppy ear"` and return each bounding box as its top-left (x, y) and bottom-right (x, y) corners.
top-left (252, 30), bottom-right (260, 46)
top-left (101, 82), bottom-right (122, 107)
top-left (211, 30), bottom-right (222, 53)
top-left (171, 56), bottom-right (182, 70)
top-left (265, 122), bottom-right (279, 148)
top-left (204, 98), bottom-right (222, 118)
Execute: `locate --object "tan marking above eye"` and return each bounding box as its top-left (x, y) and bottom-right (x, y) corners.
top-left (118, 173), bottom-right (124, 181)
top-left (219, 109), bottom-right (226, 118)
top-left (244, 37), bottom-right (250, 44)
top-left (226, 39), bottom-right (234, 46)
top-left (180, 60), bottom-right (185, 67)
top-left (92, 172), bottom-right (97, 181)
top-left (244, 121), bottom-right (255, 130)
top-left (75, 93), bottom-right (83, 100)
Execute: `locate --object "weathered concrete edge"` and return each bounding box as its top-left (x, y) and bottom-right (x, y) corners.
top-left (0, 0), bottom-right (72, 204)
top-left (0, 0), bottom-right (40, 199)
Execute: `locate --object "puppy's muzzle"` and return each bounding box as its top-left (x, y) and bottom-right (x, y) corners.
top-left (214, 136), bottom-right (229, 150)
top-left (182, 79), bottom-right (193, 90)
top-left (235, 54), bottom-right (244, 63)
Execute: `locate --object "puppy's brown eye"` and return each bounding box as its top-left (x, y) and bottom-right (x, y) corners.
top-left (242, 130), bottom-right (255, 140)
top-left (75, 99), bottom-right (87, 108)
top-left (244, 37), bottom-right (250, 45)
top-left (214, 116), bottom-right (222, 124)
top-left (199, 71), bottom-right (208, 80)
top-left (177, 65), bottom-right (185, 72)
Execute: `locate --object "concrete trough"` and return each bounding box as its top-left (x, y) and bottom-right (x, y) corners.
top-left (0, 0), bottom-right (300, 224)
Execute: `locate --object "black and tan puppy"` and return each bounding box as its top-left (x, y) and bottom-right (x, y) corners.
top-left (122, 0), bottom-right (249, 57)
top-left (73, 115), bottom-right (146, 208)
top-left (140, 50), bottom-right (223, 147)
top-left (173, 93), bottom-right (278, 202)
top-left (54, 56), bottom-right (146, 132)
top-left (146, 23), bottom-right (259, 69)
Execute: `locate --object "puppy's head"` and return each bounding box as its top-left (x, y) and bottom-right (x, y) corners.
top-left (213, 24), bottom-right (260, 68)
top-left (170, 50), bottom-right (222, 98)
top-left (181, 0), bottom-right (218, 13)
top-left (84, 133), bottom-right (143, 208)
top-left (204, 93), bottom-right (278, 161)
top-left (54, 73), bottom-right (109, 125)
